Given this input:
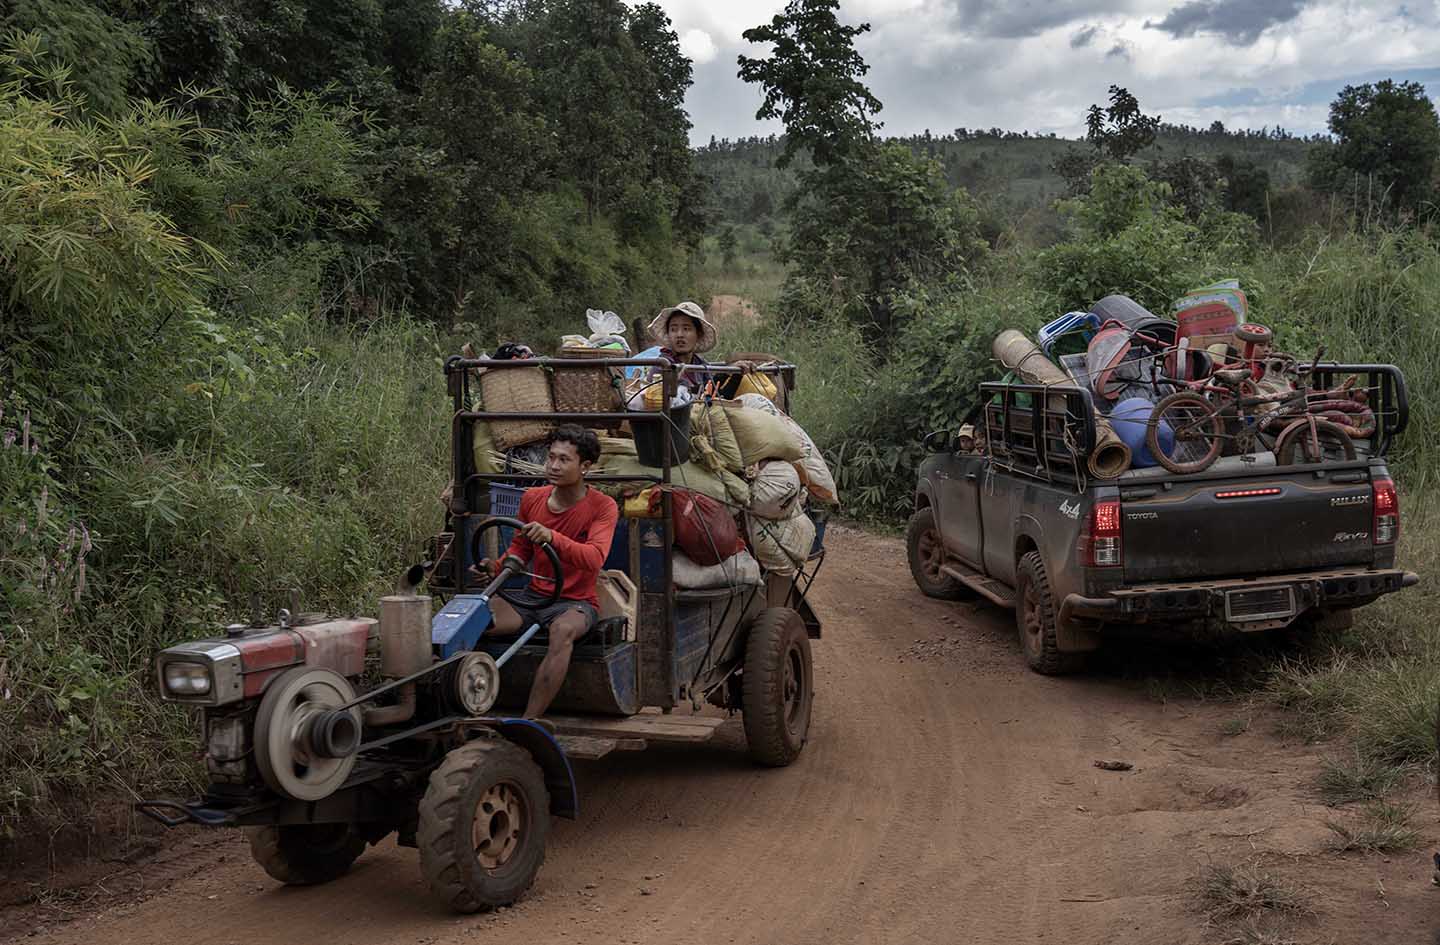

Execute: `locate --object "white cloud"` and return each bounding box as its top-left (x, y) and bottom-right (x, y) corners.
top-left (679, 28), bottom-right (720, 65)
top-left (654, 0), bottom-right (1440, 142)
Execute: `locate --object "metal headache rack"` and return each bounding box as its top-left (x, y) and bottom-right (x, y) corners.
top-left (437, 353), bottom-right (821, 711)
top-left (979, 361), bottom-right (1409, 486)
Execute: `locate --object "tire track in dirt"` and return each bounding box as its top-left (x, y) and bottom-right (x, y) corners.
top-left (8, 526), bottom-right (1438, 945)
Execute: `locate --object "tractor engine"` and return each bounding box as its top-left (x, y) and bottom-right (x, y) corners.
top-left (153, 593), bottom-right (490, 803)
top-left (155, 613), bottom-right (376, 793)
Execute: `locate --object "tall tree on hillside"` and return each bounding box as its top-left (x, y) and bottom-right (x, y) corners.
top-left (737, 1), bottom-right (984, 345)
top-left (1086, 85), bottom-right (1160, 162)
top-left (736, 0), bottom-right (881, 168)
top-left (1308, 79), bottom-right (1440, 213)
top-left (1054, 86), bottom-right (1160, 196)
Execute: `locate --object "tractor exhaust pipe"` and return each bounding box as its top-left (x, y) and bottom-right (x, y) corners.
top-left (363, 594), bottom-right (432, 727)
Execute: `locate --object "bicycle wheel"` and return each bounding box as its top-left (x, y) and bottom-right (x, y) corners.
top-left (1147, 391), bottom-right (1224, 474)
top-left (1273, 417), bottom-right (1357, 466)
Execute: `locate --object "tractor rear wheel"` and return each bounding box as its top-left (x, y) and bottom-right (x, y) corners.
top-left (417, 738), bottom-right (550, 913)
top-left (742, 607), bottom-right (814, 767)
top-left (246, 823), bottom-right (366, 886)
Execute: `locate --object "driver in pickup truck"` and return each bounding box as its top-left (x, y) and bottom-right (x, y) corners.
top-left (482, 424), bottom-right (619, 719)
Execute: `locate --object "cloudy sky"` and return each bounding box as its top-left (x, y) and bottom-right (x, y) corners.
top-left (655, 0), bottom-right (1440, 143)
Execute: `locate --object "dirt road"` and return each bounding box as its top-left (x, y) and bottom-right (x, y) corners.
top-left (6, 528), bottom-right (1436, 944)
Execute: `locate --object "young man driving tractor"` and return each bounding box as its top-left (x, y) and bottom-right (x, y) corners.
top-left (480, 424), bottom-right (618, 719)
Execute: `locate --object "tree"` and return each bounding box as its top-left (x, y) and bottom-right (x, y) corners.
top-left (718, 225), bottom-right (738, 268)
top-left (736, 0), bottom-right (881, 168)
top-left (784, 143), bottom-right (987, 343)
top-left (1216, 154), bottom-right (1269, 221)
top-left (1085, 85), bottom-right (1160, 162)
top-left (1148, 155), bottom-right (1222, 221)
top-left (1308, 79), bottom-right (1440, 213)
top-left (2, 0), bottom-right (152, 116)
top-left (737, 1), bottom-right (983, 345)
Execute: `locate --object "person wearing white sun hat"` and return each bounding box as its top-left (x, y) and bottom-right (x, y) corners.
top-left (641, 301), bottom-right (755, 396)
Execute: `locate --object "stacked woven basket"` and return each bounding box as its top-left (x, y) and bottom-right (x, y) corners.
top-left (477, 348), bottom-right (624, 449)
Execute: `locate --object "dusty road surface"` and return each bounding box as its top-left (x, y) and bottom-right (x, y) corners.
top-left (6, 527), bottom-right (1436, 944)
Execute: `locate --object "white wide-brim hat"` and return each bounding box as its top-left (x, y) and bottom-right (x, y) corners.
top-left (648, 301), bottom-right (717, 353)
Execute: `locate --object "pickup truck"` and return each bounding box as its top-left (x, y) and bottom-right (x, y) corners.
top-left (907, 364), bottom-right (1420, 673)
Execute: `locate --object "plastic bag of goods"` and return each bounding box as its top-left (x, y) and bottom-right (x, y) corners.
top-left (672, 548), bottom-right (763, 589)
top-left (746, 507), bottom-right (815, 577)
top-left (736, 394), bottom-right (838, 505)
top-left (657, 488), bottom-right (744, 565)
top-left (734, 371), bottom-right (779, 403)
top-left (749, 459), bottom-right (806, 520)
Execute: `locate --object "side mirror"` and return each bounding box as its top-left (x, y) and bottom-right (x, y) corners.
top-left (922, 430), bottom-right (950, 453)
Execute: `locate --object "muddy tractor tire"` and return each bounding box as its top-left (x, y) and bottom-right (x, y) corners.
top-left (742, 607), bottom-right (814, 767)
top-left (906, 507), bottom-right (969, 600)
top-left (245, 824), bottom-right (367, 886)
top-left (417, 738), bottom-right (551, 913)
top-left (1016, 552), bottom-right (1084, 676)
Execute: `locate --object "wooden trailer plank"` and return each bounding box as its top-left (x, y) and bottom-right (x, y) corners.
top-left (545, 713), bottom-right (727, 744)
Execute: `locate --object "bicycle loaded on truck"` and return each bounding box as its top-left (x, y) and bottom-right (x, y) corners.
top-left (138, 354), bottom-right (825, 912)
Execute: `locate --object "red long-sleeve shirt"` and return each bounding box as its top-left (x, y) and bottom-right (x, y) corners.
top-left (503, 485), bottom-right (619, 607)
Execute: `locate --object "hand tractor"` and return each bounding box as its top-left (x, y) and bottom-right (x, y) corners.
top-left (139, 355), bottom-right (825, 912)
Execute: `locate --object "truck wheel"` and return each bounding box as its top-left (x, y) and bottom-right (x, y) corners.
top-left (1015, 552), bottom-right (1084, 675)
top-left (742, 607), bottom-right (814, 767)
top-left (906, 507), bottom-right (968, 599)
top-left (417, 738), bottom-right (550, 913)
top-left (245, 824), bottom-right (366, 886)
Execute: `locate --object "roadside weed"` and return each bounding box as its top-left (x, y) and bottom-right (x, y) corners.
top-left (1314, 751), bottom-right (1407, 805)
top-left (1323, 801), bottom-right (1420, 853)
top-left (1198, 861), bottom-right (1315, 923)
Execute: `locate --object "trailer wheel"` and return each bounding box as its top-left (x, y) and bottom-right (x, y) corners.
top-left (1016, 552), bottom-right (1084, 676)
top-left (742, 607), bottom-right (814, 767)
top-left (245, 824), bottom-right (367, 886)
top-left (906, 507), bottom-right (969, 599)
top-left (417, 738), bottom-right (550, 913)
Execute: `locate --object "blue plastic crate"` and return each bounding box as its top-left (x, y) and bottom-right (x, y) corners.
top-left (1038, 311), bottom-right (1101, 359)
top-left (490, 481), bottom-right (525, 517)
top-left (488, 482), bottom-right (528, 587)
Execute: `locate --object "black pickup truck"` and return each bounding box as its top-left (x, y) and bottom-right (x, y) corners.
top-left (907, 364), bottom-right (1419, 673)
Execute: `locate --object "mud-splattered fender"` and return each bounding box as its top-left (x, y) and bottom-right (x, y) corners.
top-left (489, 718), bottom-right (579, 819)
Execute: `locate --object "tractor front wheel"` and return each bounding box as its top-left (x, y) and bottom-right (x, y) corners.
top-left (742, 607), bottom-right (814, 767)
top-left (417, 738), bottom-right (551, 913)
top-left (246, 823), bottom-right (367, 886)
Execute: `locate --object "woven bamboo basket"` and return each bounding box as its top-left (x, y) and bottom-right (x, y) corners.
top-left (552, 346), bottom-right (623, 426)
top-left (479, 364), bottom-right (555, 449)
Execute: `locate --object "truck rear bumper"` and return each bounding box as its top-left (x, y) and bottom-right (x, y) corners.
top-left (1061, 567), bottom-right (1419, 630)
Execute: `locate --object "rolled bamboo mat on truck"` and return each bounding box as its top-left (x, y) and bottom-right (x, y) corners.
top-left (993, 330), bottom-right (1130, 479)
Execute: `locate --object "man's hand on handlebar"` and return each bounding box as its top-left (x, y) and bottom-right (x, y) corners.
top-left (520, 521), bottom-right (553, 545)
top-left (467, 558), bottom-right (499, 582)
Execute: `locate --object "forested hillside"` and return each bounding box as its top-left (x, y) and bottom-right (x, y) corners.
top-left (697, 123), bottom-right (1316, 242)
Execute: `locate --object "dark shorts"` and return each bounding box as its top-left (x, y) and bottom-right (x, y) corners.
top-left (504, 589), bottom-right (598, 633)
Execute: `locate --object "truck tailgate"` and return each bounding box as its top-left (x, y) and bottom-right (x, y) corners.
top-left (1120, 470), bottom-right (1377, 583)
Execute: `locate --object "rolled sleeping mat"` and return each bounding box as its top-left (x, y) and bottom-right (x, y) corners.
top-left (993, 330), bottom-right (1131, 479)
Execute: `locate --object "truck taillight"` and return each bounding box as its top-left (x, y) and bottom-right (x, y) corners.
top-left (1373, 478), bottom-right (1398, 545)
top-left (1079, 500), bottom-right (1123, 567)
